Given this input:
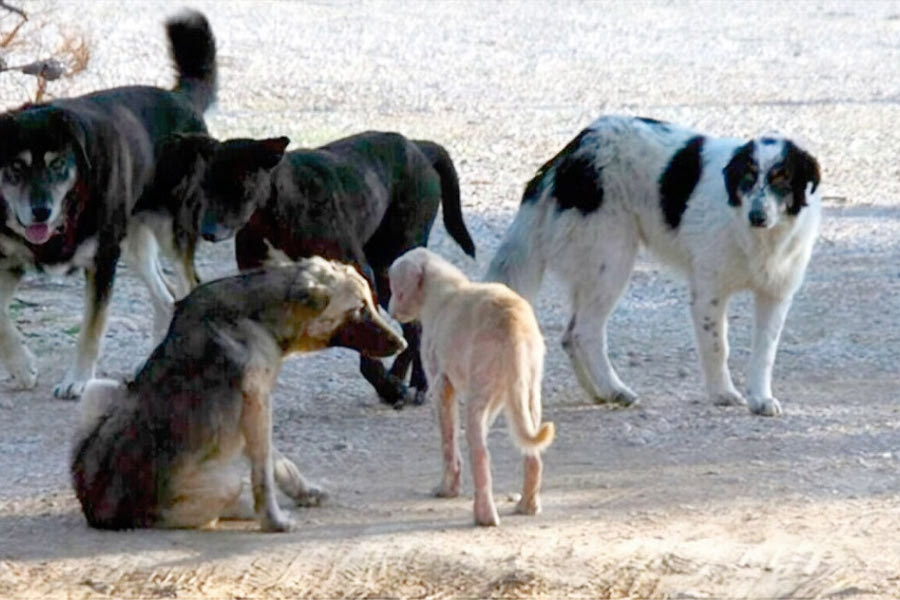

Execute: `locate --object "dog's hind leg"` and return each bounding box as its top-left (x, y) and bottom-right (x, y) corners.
top-left (0, 267), bottom-right (37, 389)
top-left (560, 234), bottom-right (639, 406)
top-left (516, 368), bottom-right (546, 516)
top-left (273, 448), bottom-right (328, 507)
top-left (159, 455), bottom-right (245, 529)
top-left (746, 291), bottom-right (793, 417)
top-left (466, 393), bottom-right (500, 526)
top-left (123, 223), bottom-right (176, 343)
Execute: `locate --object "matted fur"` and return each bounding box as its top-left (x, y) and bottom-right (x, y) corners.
top-left (389, 247), bottom-right (554, 526)
top-left (487, 115), bottom-right (821, 417)
top-left (71, 257), bottom-right (406, 531)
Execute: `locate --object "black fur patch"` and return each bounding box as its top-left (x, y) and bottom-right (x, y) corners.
top-left (658, 136), bottom-right (704, 229)
top-left (553, 151), bottom-right (603, 215)
top-left (782, 141), bottom-right (821, 215)
top-left (522, 129), bottom-right (590, 204)
top-left (637, 116), bottom-right (672, 132)
top-left (722, 141), bottom-right (757, 207)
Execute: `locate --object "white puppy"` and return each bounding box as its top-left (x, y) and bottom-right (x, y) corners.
top-left (487, 115), bottom-right (821, 416)
top-left (389, 247), bottom-right (554, 526)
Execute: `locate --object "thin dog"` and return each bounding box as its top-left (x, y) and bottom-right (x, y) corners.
top-left (389, 247), bottom-right (554, 526)
top-left (0, 11), bottom-right (217, 397)
top-left (71, 257), bottom-right (406, 531)
top-left (133, 130), bottom-right (477, 408)
top-left (487, 115), bottom-right (821, 416)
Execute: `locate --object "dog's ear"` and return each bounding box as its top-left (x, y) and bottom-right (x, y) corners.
top-left (49, 109), bottom-right (91, 174)
top-left (783, 141), bottom-right (821, 215)
top-left (290, 281), bottom-right (331, 313)
top-left (722, 141), bottom-right (756, 207)
top-left (253, 136), bottom-right (290, 170)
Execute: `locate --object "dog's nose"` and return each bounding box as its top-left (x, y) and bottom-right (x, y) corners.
top-left (32, 206), bottom-right (51, 223)
top-left (748, 210), bottom-right (767, 227)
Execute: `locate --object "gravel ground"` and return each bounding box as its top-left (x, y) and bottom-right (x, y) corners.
top-left (1, 1), bottom-right (899, 598)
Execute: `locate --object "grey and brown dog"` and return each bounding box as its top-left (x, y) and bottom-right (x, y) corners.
top-left (71, 257), bottom-right (405, 532)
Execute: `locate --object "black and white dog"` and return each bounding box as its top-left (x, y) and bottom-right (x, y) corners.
top-left (487, 115), bottom-right (821, 416)
top-left (0, 11), bottom-right (216, 398)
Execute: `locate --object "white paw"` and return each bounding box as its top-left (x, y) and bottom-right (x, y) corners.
top-left (261, 511), bottom-right (296, 533)
top-left (748, 396), bottom-right (783, 417)
top-left (294, 485), bottom-right (328, 507)
top-left (5, 346), bottom-right (38, 389)
top-left (713, 390), bottom-right (747, 407)
top-left (54, 371), bottom-right (91, 400)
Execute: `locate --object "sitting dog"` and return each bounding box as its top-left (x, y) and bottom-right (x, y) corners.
top-left (486, 115), bottom-right (821, 416)
top-left (389, 247), bottom-right (554, 526)
top-left (133, 130), bottom-right (477, 408)
top-left (0, 11), bottom-right (217, 398)
top-left (71, 257), bottom-right (406, 532)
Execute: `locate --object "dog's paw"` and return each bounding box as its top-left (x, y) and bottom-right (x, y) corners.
top-left (4, 347), bottom-right (38, 390)
top-left (261, 511), bottom-right (296, 533)
top-left (411, 387), bottom-right (427, 406)
top-left (748, 396), bottom-right (783, 417)
top-left (514, 496), bottom-right (542, 516)
top-left (433, 482), bottom-right (460, 498)
top-left (473, 499), bottom-right (500, 527)
top-left (713, 390), bottom-right (747, 407)
top-left (53, 375), bottom-right (89, 400)
top-left (592, 388), bottom-right (638, 407)
top-left (294, 486), bottom-right (329, 507)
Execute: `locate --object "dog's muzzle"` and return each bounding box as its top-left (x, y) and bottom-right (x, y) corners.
top-left (328, 306), bottom-right (407, 357)
top-left (748, 209), bottom-right (768, 228)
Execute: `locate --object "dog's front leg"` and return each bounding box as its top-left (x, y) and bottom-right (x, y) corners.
top-left (689, 285), bottom-right (745, 408)
top-left (273, 448), bottom-right (328, 507)
top-left (55, 245), bottom-right (119, 399)
top-left (241, 386), bottom-right (295, 532)
top-left (0, 267), bottom-right (37, 389)
top-left (431, 375), bottom-right (461, 498)
top-left (747, 292), bottom-right (793, 417)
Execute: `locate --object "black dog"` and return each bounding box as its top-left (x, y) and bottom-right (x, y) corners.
top-left (133, 130), bottom-right (476, 407)
top-left (0, 11), bottom-right (217, 398)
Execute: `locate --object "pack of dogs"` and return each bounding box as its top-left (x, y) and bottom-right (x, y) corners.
top-left (0, 11), bottom-right (822, 530)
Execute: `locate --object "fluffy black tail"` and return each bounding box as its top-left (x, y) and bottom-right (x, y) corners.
top-left (167, 10), bottom-right (217, 113)
top-left (415, 140), bottom-right (476, 258)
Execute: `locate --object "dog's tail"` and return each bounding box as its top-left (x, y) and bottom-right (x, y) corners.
top-left (505, 343), bottom-right (554, 454)
top-left (415, 140), bottom-right (476, 258)
top-left (167, 10), bottom-right (217, 113)
top-left (484, 179), bottom-right (550, 303)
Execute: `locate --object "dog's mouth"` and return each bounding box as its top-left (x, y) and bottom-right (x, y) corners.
top-left (24, 223), bottom-right (55, 244)
top-left (329, 306), bottom-right (407, 357)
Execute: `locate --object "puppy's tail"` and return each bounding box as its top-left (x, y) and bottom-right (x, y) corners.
top-left (484, 187), bottom-right (548, 304)
top-left (506, 347), bottom-right (554, 454)
top-left (507, 398), bottom-right (555, 455)
top-left (415, 140), bottom-right (476, 258)
top-left (167, 10), bottom-right (217, 113)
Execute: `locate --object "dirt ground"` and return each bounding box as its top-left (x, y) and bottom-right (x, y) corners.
top-left (1, 1), bottom-right (898, 598)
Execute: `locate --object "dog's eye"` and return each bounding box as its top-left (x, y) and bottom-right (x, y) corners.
top-left (3, 160), bottom-right (25, 184)
top-left (739, 171), bottom-right (757, 191)
top-left (49, 157), bottom-right (68, 176)
top-left (768, 168), bottom-right (790, 193)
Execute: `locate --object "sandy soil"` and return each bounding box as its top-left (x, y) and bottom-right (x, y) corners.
top-left (1, 1), bottom-right (898, 598)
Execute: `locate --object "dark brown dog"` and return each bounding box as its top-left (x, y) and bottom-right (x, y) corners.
top-left (71, 257), bottom-right (405, 532)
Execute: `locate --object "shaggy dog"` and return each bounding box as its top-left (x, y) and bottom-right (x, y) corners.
top-left (0, 11), bottom-right (217, 398)
top-left (389, 247), bottom-right (554, 526)
top-left (487, 115), bottom-right (821, 416)
top-left (71, 257), bottom-right (406, 531)
top-left (132, 130), bottom-right (477, 408)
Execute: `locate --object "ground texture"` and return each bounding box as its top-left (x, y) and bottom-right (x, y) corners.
top-left (0, 1), bottom-right (898, 598)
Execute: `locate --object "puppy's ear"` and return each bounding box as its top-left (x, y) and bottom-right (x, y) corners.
top-left (784, 141), bottom-right (821, 215)
top-left (253, 136), bottom-right (290, 170)
top-left (722, 141), bottom-right (756, 207)
top-left (50, 109), bottom-right (91, 173)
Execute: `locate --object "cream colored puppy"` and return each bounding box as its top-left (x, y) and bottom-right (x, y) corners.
top-left (388, 247), bottom-right (554, 526)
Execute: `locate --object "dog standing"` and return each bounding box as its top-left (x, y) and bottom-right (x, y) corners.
top-left (0, 11), bottom-right (217, 397)
top-left (133, 130), bottom-right (477, 408)
top-left (389, 247), bottom-right (554, 526)
top-left (487, 115), bottom-right (821, 416)
top-left (72, 257), bottom-right (406, 532)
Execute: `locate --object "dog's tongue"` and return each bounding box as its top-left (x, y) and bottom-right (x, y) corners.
top-left (25, 224), bottom-right (53, 245)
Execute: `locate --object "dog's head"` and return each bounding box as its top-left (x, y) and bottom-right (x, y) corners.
top-left (387, 248), bottom-right (433, 323)
top-left (282, 257), bottom-right (406, 358)
top-left (723, 136), bottom-right (820, 230)
top-left (198, 136), bottom-right (289, 242)
top-left (0, 106), bottom-right (89, 245)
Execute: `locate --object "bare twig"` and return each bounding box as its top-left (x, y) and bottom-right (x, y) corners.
top-left (0, 1), bottom-right (27, 20)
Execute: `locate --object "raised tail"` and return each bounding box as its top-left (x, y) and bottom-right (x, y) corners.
top-left (414, 140), bottom-right (476, 258)
top-left (167, 10), bottom-right (217, 113)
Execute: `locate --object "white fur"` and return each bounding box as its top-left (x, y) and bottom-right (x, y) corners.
top-left (487, 115), bottom-right (821, 417)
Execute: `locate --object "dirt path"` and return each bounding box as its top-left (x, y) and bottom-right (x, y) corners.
top-left (1, 1), bottom-right (899, 598)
